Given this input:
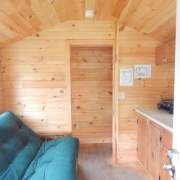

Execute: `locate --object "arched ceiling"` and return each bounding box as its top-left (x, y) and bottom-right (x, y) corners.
top-left (0, 0), bottom-right (176, 47)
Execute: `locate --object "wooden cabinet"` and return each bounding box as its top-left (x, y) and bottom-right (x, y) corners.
top-left (156, 40), bottom-right (175, 65)
top-left (137, 117), bottom-right (149, 169)
top-left (137, 116), bottom-right (172, 180)
top-left (159, 129), bottom-right (172, 180)
top-left (148, 122), bottom-right (161, 179)
top-left (159, 146), bottom-right (171, 180)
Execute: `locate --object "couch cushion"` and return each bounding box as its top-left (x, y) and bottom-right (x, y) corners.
top-left (0, 112), bottom-right (42, 180)
top-left (23, 136), bottom-right (79, 180)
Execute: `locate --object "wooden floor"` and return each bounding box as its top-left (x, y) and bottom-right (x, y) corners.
top-left (78, 144), bottom-right (148, 180)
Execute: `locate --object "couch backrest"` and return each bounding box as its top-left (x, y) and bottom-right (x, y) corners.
top-left (0, 112), bottom-right (42, 180)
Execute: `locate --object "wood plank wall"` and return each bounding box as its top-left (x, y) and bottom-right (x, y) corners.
top-left (0, 20), bottom-right (174, 161)
top-left (117, 26), bottom-right (174, 164)
top-left (0, 21), bottom-right (115, 137)
top-left (71, 47), bottom-right (112, 143)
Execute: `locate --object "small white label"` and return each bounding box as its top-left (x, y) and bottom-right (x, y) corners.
top-left (120, 68), bottom-right (133, 86)
top-left (134, 64), bottom-right (151, 79)
top-left (118, 92), bottom-right (125, 100)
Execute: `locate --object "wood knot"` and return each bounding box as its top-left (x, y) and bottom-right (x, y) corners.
top-left (59, 90), bottom-right (64, 93)
top-left (108, 91), bottom-right (112, 95)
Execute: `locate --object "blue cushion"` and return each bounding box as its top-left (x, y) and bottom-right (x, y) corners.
top-left (0, 112), bottom-right (42, 180)
top-left (23, 136), bottom-right (79, 180)
top-left (0, 112), bottom-right (79, 180)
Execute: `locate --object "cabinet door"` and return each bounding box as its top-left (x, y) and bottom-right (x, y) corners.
top-left (137, 117), bottom-right (148, 169)
top-left (161, 129), bottom-right (172, 149)
top-left (148, 122), bottom-right (161, 179)
top-left (159, 129), bottom-right (172, 180)
top-left (159, 146), bottom-right (171, 180)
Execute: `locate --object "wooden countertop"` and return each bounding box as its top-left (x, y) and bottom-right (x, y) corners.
top-left (135, 108), bottom-right (173, 133)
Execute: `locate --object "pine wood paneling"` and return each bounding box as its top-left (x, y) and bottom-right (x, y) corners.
top-left (71, 47), bottom-right (112, 143)
top-left (148, 122), bottom-right (161, 179)
top-left (117, 26), bottom-right (174, 164)
top-left (0, 0), bottom-right (176, 47)
top-left (159, 129), bottom-right (172, 180)
top-left (1, 40), bottom-right (70, 135)
top-left (0, 20), bottom-right (115, 136)
top-left (137, 117), bottom-right (149, 169)
top-left (0, 0), bottom-right (127, 46)
top-left (156, 39), bottom-right (175, 65)
top-left (0, 19), bottom-right (175, 164)
top-left (118, 0), bottom-right (176, 42)
top-left (137, 115), bottom-right (172, 180)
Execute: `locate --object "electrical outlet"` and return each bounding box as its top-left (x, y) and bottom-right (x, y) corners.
top-left (118, 91), bottom-right (125, 100)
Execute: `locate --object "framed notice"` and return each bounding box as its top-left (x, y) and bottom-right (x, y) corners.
top-left (120, 68), bottom-right (133, 86)
top-left (134, 64), bottom-right (151, 79)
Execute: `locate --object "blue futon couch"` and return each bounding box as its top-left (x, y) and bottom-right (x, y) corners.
top-left (0, 112), bottom-right (79, 180)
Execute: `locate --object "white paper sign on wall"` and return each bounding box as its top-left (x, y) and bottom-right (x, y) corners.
top-left (120, 68), bottom-right (133, 86)
top-left (134, 64), bottom-right (151, 79)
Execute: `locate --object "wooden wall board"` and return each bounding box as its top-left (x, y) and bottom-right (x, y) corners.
top-left (71, 47), bottom-right (112, 143)
top-left (0, 0), bottom-right (176, 47)
top-left (117, 26), bottom-right (174, 164)
top-left (0, 19), bottom-right (175, 166)
top-left (118, 0), bottom-right (176, 42)
top-left (0, 20), bottom-right (115, 137)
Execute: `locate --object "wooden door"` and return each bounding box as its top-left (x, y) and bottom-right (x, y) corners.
top-left (71, 47), bottom-right (112, 143)
top-left (137, 117), bottom-right (149, 169)
top-left (148, 122), bottom-right (161, 179)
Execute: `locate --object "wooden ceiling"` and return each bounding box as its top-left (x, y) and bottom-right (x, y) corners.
top-left (118, 0), bottom-right (176, 42)
top-left (0, 0), bottom-right (176, 47)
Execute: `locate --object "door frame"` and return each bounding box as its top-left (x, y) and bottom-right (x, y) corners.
top-left (66, 39), bottom-right (119, 163)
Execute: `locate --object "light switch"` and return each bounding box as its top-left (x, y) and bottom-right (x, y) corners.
top-left (118, 91), bottom-right (125, 100)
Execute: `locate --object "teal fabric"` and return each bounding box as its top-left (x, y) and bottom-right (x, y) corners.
top-left (0, 112), bottom-right (42, 180)
top-left (0, 112), bottom-right (79, 180)
top-left (23, 137), bottom-right (79, 180)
